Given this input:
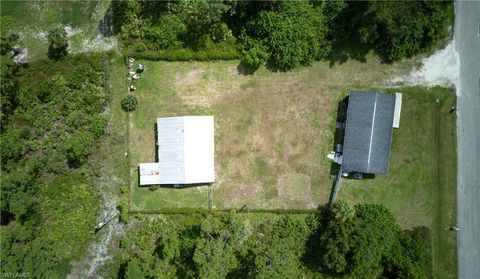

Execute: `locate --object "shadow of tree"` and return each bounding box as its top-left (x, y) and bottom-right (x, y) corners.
top-left (329, 99), bottom-right (348, 176)
top-left (98, 4), bottom-right (116, 37)
top-left (236, 62), bottom-right (256, 75)
top-left (301, 206), bottom-right (330, 273)
top-left (327, 38), bottom-right (371, 68)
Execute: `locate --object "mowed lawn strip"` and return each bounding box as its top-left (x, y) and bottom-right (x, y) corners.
top-left (339, 87), bottom-right (457, 278)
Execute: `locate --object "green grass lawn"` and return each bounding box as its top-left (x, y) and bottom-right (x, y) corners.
top-left (108, 54), bottom-right (456, 277)
top-left (8, 50), bottom-right (449, 276)
top-left (339, 87), bottom-right (457, 278)
top-left (112, 52), bottom-right (417, 212)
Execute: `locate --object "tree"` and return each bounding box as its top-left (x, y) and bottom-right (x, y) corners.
top-left (244, 1), bottom-right (330, 70)
top-left (47, 27), bottom-right (68, 60)
top-left (382, 228), bottom-right (429, 279)
top-left (239, 35), bottom-right (268, 71)
top-left (312, 203), bottom-right (420, 278)
top-left (121, 95), bottom-right (138, 112)
top-left (64, 130), bottom-right (95, 166)
top-left (248, 216), bottom-right (310, 278)
top-left (166, 0), bottom-right (232, 47)
top-left (0, 52), bottom-right (107, 278)
top-left (144, 15), bottom-right (186, 50)
top-left (0, 48), bottom-right (19, 128)
top-left (193, 212), bottom-right (246, 278)
top-left (348, 1), bottom-right (452, 61)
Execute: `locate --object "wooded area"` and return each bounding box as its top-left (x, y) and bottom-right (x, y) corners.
top-left (112, 204), bottom-right (429, 279)
top-left (113, 0), bottom-right (452, 69)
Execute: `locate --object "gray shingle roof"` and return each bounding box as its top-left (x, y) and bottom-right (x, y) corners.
top-left (342, 92), bottom-right (395, 174)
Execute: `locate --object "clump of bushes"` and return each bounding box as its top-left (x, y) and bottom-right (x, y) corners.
top-left (121, 95), bottom-right (138, 112)
top-left (47, 27), bottom-right (68, 60)
top-left (135, 43), bottom-right (147, 52)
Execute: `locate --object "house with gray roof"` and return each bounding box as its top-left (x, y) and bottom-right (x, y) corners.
top-left (341, 92), bottom-right (396, 175)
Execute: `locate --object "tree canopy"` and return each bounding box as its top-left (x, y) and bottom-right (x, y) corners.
top-left (113, 0), bottom-right (453, 69)
top-left (110, 204), bottom-right (429, 279)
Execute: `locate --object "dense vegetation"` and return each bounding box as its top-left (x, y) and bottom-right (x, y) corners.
top-left (0, 1), bottom-right (450, 277)
top-left (113, 0), bottom-right (453, 69)
top-left (107, 203), bottom-right (429, 279)
top-left (1, 28), bottom-right (107, 276)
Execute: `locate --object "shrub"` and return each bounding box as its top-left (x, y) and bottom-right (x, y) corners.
top-left (121, 95), bottom-right (138, 112)
top-left (88, 114), bottom-right (108, 138)
top-left (149, 185), bottom-right (160, 191)
top-left (47, 27), bottom-right (68, 60)
top-left (240, 36), bottom-right (269, 70)
top-left (136, 43), bottom-right (147, 52)
top-left (64, 131), bottom-right (95, 167)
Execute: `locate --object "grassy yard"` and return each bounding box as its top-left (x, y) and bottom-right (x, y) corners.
top-left (108, 53), bottom-right (457, 276)
top-left (113, 52), bottom-right (419, 212)
top-left (339, 87), bottom-right (457, 278)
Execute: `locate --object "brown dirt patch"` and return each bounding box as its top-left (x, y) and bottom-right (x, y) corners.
top-left (277, 173), bottom-right (312, 201)
top-left (174, 69), bottom-right (202, 86)
top-left (216, 181), bottom-right (264, 208)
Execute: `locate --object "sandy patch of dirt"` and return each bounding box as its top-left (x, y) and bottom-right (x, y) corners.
top-left (174, 67), bottom-right (244, 108)
top-left (277, 173), bottom-right (312, 201)
top-left (388, 40), bottom-right (459, 88)
top-left (174, 69), bottom-right (202, 86)
top-left (218, 181), bottom-right (263, 208)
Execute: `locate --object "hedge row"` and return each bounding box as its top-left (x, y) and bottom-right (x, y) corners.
top-left (124, 48), bottom-right (240, 62)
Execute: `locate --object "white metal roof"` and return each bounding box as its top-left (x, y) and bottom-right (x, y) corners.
top-left (139, 116), bottom-right (215, 185)
top-left (139, 163), bottom-right (162, 185)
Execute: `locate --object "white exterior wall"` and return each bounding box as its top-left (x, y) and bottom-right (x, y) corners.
top-left (393, 93), bottom-right (402, 128)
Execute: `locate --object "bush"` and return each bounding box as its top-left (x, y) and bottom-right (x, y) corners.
top-left (240, 37), bottom-right (269, 70)
top-left (47, 27), bottom-right (68, 60)
top-left (149, 185), bottom-right (160, 191)
top-left (136, 43), bottom-right (147, 52)
top-left (64, 130), bottom-right (95, 167)
top-left (88, 114), bottom-right (108, 138)
top-left (244, 1), bottom-right (330, 71)
top-left (121, 95), bottom-right (138, 112)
